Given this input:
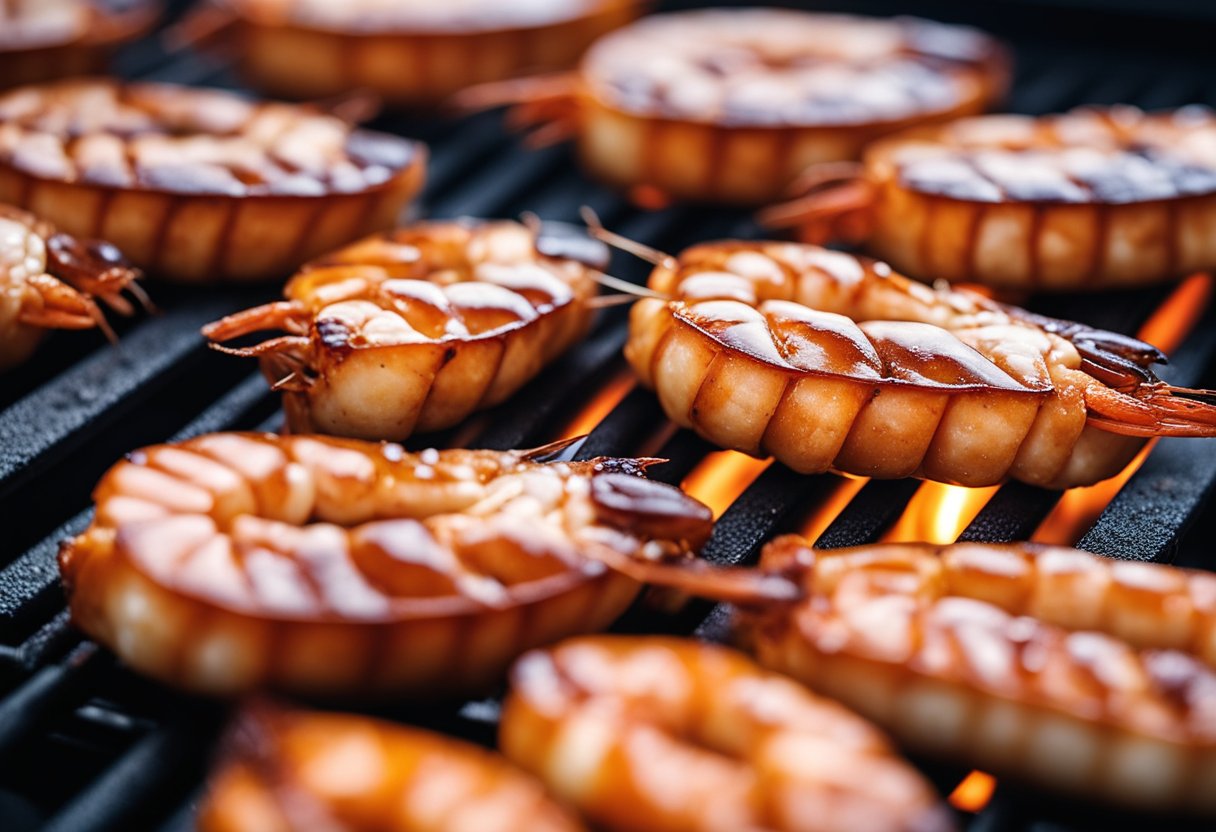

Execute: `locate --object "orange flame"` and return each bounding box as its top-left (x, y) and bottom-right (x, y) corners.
top-left (1034, 272), bottom-right (1211, 544)
top-left (681, 451), bottom-right (771, 518)
top-left (799, 476), bottom-right (868, 544)
top-left (949, 770), bottom-right (996, 812)
top-left (882, 483), bottom-right (1000, 544)
top-left (557, 372), bottom-right (635, 441)
top-left (628, 184), bottom-right (673, 211)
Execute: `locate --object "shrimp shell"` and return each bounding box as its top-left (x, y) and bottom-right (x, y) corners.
top-left (763, 107), bottom-right (1216, 289)
top-left (203, 220), bottom-right (604, 441)
top-left (198, 704), bottom-right (586, 832)
top-left (194, 0), bottom-right (640, 107)
top-left (0, 1), bottom-right (157, 90)
top-left (0, 203), bottom-right (143, 370)
top-left (0, 79), bottom-right (426, 282)
top-left (58, 432), bottom-right (713, 697)
top-left (622, 236), bottom-right (1216, 488)
top-left (501, 635), bottom-right (953, 832)
top-left (462, 9), bottom-right (1008, 204)
top-left (726, 538), bottom-right (1216, 814)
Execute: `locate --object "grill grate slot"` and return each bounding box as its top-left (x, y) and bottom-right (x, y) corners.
top-left (3, 2), bottom-right (1216, 831)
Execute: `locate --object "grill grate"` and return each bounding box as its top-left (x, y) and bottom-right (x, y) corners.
top-left (3, 2), bottom-right (1216, 830)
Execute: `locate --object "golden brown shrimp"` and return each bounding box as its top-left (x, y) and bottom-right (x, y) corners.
top-left (0, 1), bottom-right (157, 90)
top-left (615, 230), bottom-right (1216, 488)
top-left (644, 538), bottom-right (1216, 815)
top-left (0, 204), bottom-right (144, 370)
top-left (461, 9), bottom-right (1008, 204)
top-left (501, 635), bottom-right (954, 832)
top-left (59, 433), bottom-right (713, 697)
top-left (0, 79), bottom-right (426, 283)
top-left (199, 704), bottom-right (586, 832)
top-left (763, 107), bottom-right (1216, 290)
top-left (183, 0), bottom-right (641, 108)
top-left (203, 220), bottom-right (604, 441)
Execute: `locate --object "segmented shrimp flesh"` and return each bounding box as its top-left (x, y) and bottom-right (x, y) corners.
top-left (0, 204), bottom-right (144, 370)
top-left (199, 704), bottom-right (585, 832)
top-left (501, 635), bottom-right (954, 832)
top-left (0, 1), bottom-right (157, 90)
top-left (763, 106), bottom-right (1216, 289)
top-left (617, 231), bottom-right (1216, 488)
top-left (203, 220), bottom-right (604, 441)
top-left (653, 538), bottom-right (1216, 814)
top-left (186, 0), bottom-right (640, 107)
top-left (462, 9), bottom-right (1008, 204)
top-left (0, 79), bottom-right (426, 282)
top-left (59, 433), bottom-right (713, 697)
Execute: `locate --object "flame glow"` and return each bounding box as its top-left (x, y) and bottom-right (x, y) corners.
top-left (1137, 273), bottom-right (1212, 353)
top-left (558, 373), bottom-right (635, 441)
top-left (882, 483), bottom-right (999, 544)
top-left (799, 476), bottom-right (868, 543)
top-left (681, 451), bottom-right (771, 518)
top-left (949, 770), bottom-right (996, 812)
top-left (628, 184), bottom-right (674, 211)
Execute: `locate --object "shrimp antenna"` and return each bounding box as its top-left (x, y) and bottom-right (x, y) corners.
top-left (588, 273), bottom-right (668, 301)
top-left (580, 206), bottom-right (677, 268)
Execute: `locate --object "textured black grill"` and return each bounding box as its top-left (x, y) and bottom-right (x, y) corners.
top-left (3, 2), bottom-right (1216, 830)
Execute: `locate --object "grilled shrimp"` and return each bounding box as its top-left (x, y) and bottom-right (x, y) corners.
top-left (186, 0), bottom-right (640, 107)
top-left (0, 79), bottom-right (426, 283)
top-left (640, 538), bottom-right (1216, 814)
top-left (617, 232), bottom-right (1216, 488)
top-left (0, 1), bottom-right (157, 90)
top-left (203, 220), bottom-right (604, 441)
top-left (199, 704), bottom-right (586, 832)
top-left (501, 635), bottom-right (953, 832)
top-left (59, 433), bottom-right (713, 697)
top-left (763, 107), bottom-right (1216, 289)
top-left (0, 204), bottom-right (144, 370)
top-left (461, 9), bottom-right (1008, 204)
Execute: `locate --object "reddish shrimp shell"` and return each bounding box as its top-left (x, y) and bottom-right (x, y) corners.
top-left (463, 9), bottom-right (1008, 204)
top-left (203, 220), bottom-right (605, 441)
top-left (199, 704), bottom-right (586, 832)
top-left (0, 79), bottom-right (426, 283)
top-left (663, 538), bottom-right (1216, 815)
top-left (501, 635), bottom-right (954, 832)
top-left (0, 204), bottom-right (144, 370)
top-left (59, 432), bottom-right (713, 697)
top-left (0, 1), bottom-right (158, 90)
top-left (619, 232), bottom-right (1216, 488)
top-left (763, 106), bottom-right (1216, 289)
top-left (186, 0), bottom-right (641, 107)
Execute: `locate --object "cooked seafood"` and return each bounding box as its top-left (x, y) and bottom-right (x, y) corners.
top-left (501, 635), bottom-right (953, 832)
top-left (203, 220), bottom-right (604, 441)
top-left (59, 433), bottom-right (713, 696)
top-left (617, 231), bottom-right (1216, 488)
top-left (654, 538), bottom-right (1216, 814)
top-left (463, 9), bottom-right (1008, 204)
top-left (0, 204), bottom-right (144, 370)
top-left (763, 106), bottom-right (1216, 289)
top-left (198, 704), bottom-right (586, 832)
top-left (0, 1), bottom-right (157, 90)
top-left (0, 79), bottom-right (426, 283)
top-left (187, 0), bottom-right (640, 107)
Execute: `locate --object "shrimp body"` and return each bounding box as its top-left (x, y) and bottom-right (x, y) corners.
top-left (624, 238), bottom-right (1216, 488)
top-left (204, 220), bottom-right (603, 440)
top-left (764, 107), bottom-right (1216, 289)
top-left (199, 705), bottom-right (586, 832)
top-left (0, 79), bottom-right (426, 282)
top-left (465, 9), bottom-right (1007, 204)
top-left (0, 1), bottom-right (157, 90)
top-left (501, 635), bottom-right (953, 832)
top-left (0, 204), bottom-right (142, 369)
top-left (205, 0), bottom-right (640, 107)
top-left (729, 538), bottom-right (1216, 814)
top-left (59, 433), bottom-right (713, 697)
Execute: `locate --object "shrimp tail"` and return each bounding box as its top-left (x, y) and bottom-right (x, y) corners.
top-left (1086, 382), bottom-right (1216, 437)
